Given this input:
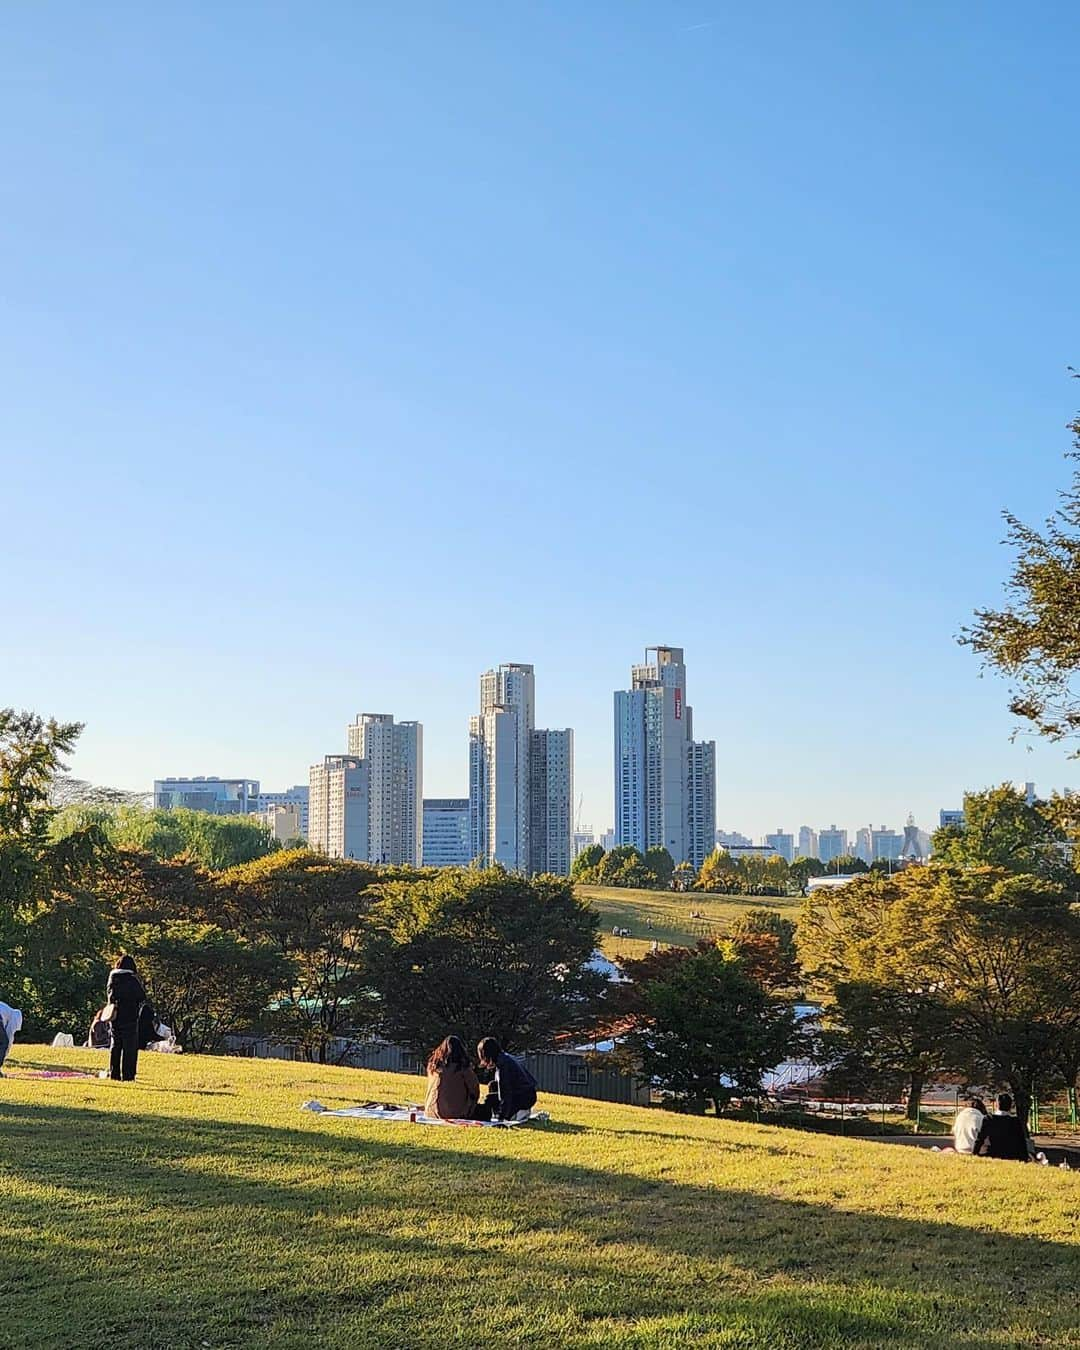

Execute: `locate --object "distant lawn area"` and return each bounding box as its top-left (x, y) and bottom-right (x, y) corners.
top-left (578, 884), bottom-right (801, 960)
top-left (0, 1047), bottom-right (1076, 1348)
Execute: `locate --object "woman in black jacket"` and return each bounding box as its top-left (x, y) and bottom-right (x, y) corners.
top-left (106, 954), bottom-right (147, 1082)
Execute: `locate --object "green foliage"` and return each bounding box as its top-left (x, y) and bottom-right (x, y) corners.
top-left (52, 803), bottom-right (279, 871)
top-left (121, 920), bottom-right (292, 1053)
top-left (370, 868), bottom-right (605, 1056)
top-left (789, 856), bottom-right (826, 891)
top-left (961, 383), bottom-right (1080, 748)
top-left (696, 848), bottom-right (791, 897)
top-left (619, 943), bottom-right (799, 1113)
top-left (217, 850), bottom-right (382, 1061)
top-left (929, 783), bottom-right (1074, 888)
top-left (570, 843), bottom-right (604, 879)
top-left (727, 908), bottom-right (798, 969)
top-left (827, 855), bottom-right (869, 875)
top-left (643, 846), bottom-right (675, 889)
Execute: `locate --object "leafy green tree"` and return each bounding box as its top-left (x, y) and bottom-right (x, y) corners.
top-left (121, 920), bottom-right (292, 1052)
top-left (930, 784), bottom-right (1074, 888)
top-left (571, 843), bottom-right (605, 880)
top-left (643, 846), bottom-right (675, 890)
top-left (619, 944), bottom-right (798, 1114)
top-left (370, 868), bottom-right (605, 1055)
top-left (728, 909), bottom-right (799, 970)
top-left (961, 383), bottom-right (1080, 748)
top-left (0, 710), bottom-right (110, 1034)
top-left (695, 849), bottom-right (743, 894)
top-left (789, 856), bottom-right (826, 893)
top-left (827, 854), bottom-right (868, 876)
top-left (52, 803), bottom-right (279, 871)
top-left (217, 850), bottom-right (382, 1061)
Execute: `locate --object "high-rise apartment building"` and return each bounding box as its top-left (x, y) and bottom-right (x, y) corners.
top-left (871, 825), bottom-right (902, 861)
top-left (530, 728), bottom-right (574, 876)
top-left (308, 755), bottom-right (368, 859)
top-left (718, 829), bottom-right (752, 849)
top-left (765, 830), bottom-right (794, 863)
top-left (855, 827), bottom-right (873, 864)
top-left (797, 825), bottom-right (818, 859)
top-left (817, 826), bottom-right (848, 865)
top-left (468, 663), bottom-right (573, 874)
top-left (614, 646), bottom-right (716, 869)
top-left (422, 798), bottom-right (471, 867)
top-left (344, 713), bottom-right (423, 865)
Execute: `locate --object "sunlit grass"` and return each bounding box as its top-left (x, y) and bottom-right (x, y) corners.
top-left (579, 884), bottom-right (801, 959)
top-left (0, 1046), bottom-right (1076, 1348)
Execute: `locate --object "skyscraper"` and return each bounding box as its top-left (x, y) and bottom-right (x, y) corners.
top-left (422, 798), bottom-right (471, 867)
top-left (469, 663), bottom-right (573, 874)
top-left (345, 713), bottom-right (423, 865)
top-left (765, 830), bottom-right (795, 863)
top-left (797, 825), bottom-right (818, 860)
top-left (308, 754), bottom-right (368, 859)
top-left (613, 645), bottom-right (716, 869)
top-left (817, 826), bottom-right (848, 865)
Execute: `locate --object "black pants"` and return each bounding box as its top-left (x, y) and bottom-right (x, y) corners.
top-left (110, 1023), bottom-right (139, 1081)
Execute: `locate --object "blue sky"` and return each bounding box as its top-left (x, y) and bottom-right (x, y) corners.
top-left (2, 2), bottom-right (1078, 839)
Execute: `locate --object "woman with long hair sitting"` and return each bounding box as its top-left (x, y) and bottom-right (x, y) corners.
top-left (424, 1035), bottom-right (480, 1121)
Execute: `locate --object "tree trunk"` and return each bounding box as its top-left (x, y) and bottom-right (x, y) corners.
top-left (905, 1073), bottom-right (924, 1121)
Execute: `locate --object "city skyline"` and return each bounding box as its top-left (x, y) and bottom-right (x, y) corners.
top-left (5, 7), bottom-right (1078, 844)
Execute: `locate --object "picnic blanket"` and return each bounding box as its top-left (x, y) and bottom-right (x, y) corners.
top-left (300, 1100), bottom-right (548, 1128)
top-left (3, 1068), bottom-right (99, 1080)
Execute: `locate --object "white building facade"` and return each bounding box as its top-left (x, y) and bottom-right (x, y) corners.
top-left (308, 755), bottom-right (369, 860)
top-left (422, 798), bottom-right (471, 867)
top-left (344, 713), bottom-right (423, 866)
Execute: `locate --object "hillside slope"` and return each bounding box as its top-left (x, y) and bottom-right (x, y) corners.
top-left (0, 1048), bottom-right (1076, 1349)
top-left (579, 884), bottom-right (800, 959)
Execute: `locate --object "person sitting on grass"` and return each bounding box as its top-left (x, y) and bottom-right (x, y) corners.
top-left (972, 1093), bottom-right (1031, 1162)
top-left (424, 1035), bottom-right (481, 1121)
top-left (86, 1008), bottom-right (112, 1050)
top-left (951, 1095), bottom-right (987, 1154)
top-left (0, 999), bottom-right (23, 1077)
top-left (475, 1036), bottom-right (538, 1123)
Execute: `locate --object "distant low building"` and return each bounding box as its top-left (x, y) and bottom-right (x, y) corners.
top-left (255, 786), bottom-right (309, 837)
top-left (153, 777), bottom-right (259, 815)
top-left (422, 798), bottom-right (470, 867)
top-left (939, 808), bottom-right (964, 829)
top-left (263, 803), bottom-right (303, 843)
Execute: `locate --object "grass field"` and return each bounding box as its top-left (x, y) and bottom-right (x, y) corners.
top-left (578, 884), bottom-right (801, 960)
top-left (1, 1047), bottom-right (1077, 1348)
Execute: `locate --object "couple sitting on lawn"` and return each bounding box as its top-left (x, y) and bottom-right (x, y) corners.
top-left (425, 1035), bottom-right (538, 1123)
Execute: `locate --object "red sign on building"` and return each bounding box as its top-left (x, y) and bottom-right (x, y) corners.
top-left (674, 688), bottom-right (682, 720)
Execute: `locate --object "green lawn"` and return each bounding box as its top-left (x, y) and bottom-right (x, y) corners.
top-left (578, 884), bottom-right (801, 960)
top-left (1, 1048), bottom-right (1076, 1348)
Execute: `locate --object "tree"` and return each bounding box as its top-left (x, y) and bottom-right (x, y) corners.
top-left (643, 846), bottom-right (675, 890)
top-left (789, 856), bottom-right (826, 893)
top-left (217, 850), bottom-right (382, 1061)
top-left (121, 921), bottom-right (292, 1052)
top-left (52, 804), bottom-right (279, 871)
top-left (571, 844), bottom-right (604, 880)
top-left (827, 855), bottom-right (868, 876)
top-left (0, 710), bottom-right (110, 1034)
top-left (618, 944), bottom-right (798, 1114)
top-left (370, 869), bottom-right (605, 1055)
top-left (961, 381), bottom-right (1080, 750)
top-left (930, 784), bottom-right (1074, 888)
top-left (798, 872), bottom-right (954, 1118)
top-left (727, 909), bottom-right (799, 974)
top-left (695, 849), bottom-right (742, 894)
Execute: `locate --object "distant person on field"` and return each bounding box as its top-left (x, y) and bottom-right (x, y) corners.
top-left (951, 1096), bottom-right (987, 1154)
top-left (424, 1035), bottom-right (480, 1121)
top-left (105, 955), bottom-right (148, 1082)
top-left (0, 1000), bottom-right (23, 1076)
top-left (972, 1093), bottom-right (1031, 1162)
top-left (475, 1036), bottom-right (538, 1122)
top-left (86, 1008), bottom-right (112, 1050)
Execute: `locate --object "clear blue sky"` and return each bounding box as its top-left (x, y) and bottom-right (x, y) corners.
top-left (2, 3), bottom-right (1078, 839)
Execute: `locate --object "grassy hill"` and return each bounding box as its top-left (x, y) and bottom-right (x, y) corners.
top-left (579, 884), bottom-right (801, 960)
top-left (1, 1048), bottom-right (1076, 1348)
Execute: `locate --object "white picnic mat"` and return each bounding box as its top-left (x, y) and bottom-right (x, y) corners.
top-left (300, 1100), bottom-right (548, 1128)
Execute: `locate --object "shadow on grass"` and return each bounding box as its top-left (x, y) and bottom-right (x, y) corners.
top-left (0, 1099), bottom-right (1074, 1349)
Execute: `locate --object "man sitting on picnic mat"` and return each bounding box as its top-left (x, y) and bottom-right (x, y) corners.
top-left (474, 1036), bottom-right (538, 1123)
top-left (0, 999), bottom-right (23, 1076)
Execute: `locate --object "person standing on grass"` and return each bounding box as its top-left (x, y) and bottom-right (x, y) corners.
top-left (105, 955), bottom-right (147, 1083)
top-left (972, 1093), bottom-right (1031, 1162)
top-left (0, 1000), bottom-right (23, 1076)
top-left (424, 1035), bottom-right (481, 1121)
top-left (475, 1037), bottom-right (538, 1122)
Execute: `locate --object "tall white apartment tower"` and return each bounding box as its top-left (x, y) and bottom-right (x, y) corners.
top-left (614, 645), bottom-right (716, 868)
top-left (469, 663), bottom-right (573, 875)
top-left (344, 713), bottom-right (423, 865)
top-left (308, 755), bottom-right (369, 860)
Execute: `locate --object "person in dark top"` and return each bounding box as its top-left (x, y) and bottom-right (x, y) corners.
top-left (972, 1093), bottom-right (1031, 1162)
top-left (106, 954), bottom-right (148, 1082)
top-left (137, 1000), bottom-right (165, 1052)
top-left (475, 1036), bottom-right (538, 1122)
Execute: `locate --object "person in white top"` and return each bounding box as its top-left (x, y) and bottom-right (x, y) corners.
top-left (0, 1001), bottom-right (23, 1076)
top-left (952, 1096), bottom-right (988, 1153)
